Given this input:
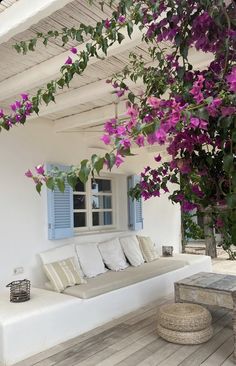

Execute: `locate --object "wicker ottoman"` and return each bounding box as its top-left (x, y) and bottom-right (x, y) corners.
top-left (157, 303), bottom-right (213, 345)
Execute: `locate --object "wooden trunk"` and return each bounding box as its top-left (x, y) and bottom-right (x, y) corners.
top-left (203, 211), bottom-right (217, 258)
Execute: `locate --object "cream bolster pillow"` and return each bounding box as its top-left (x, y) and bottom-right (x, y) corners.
top-left (119, 235), bottom-right (145, 267)
top-left (44, 257), bottom-right (86, 293)
top-left (76, 243), bottom-right (107, 278)
top-left (39, 243), bottom-right (85, 278)
top-left (137, 235), bottom-right (159, 262)
top-left (98, 238), bottom-right (129, 271)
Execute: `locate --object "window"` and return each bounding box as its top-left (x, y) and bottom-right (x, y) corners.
top-left (73, 177), bottom-right (114, 231)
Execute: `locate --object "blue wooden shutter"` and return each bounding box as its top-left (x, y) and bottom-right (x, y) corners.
top-left (47, 163), bottom-right (74, 240)
top-left (128, 175), bottom-right (143, 231)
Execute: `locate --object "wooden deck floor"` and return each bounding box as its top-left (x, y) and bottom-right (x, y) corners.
top-left (15, 296), bottom-right (235, 366)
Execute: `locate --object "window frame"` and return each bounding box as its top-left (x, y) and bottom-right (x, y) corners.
top-left (73, 174), bottom-right (116, 233)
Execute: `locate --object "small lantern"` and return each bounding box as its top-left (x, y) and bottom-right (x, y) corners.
top-left (6, 279), bottom-right (31, 303)
top-left (162, 245), bottom-right (174, 257)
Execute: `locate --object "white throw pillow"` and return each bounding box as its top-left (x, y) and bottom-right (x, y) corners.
top-left (119, 236), bottom-right (145, 267)
top-left (39, 244), bottom-right (84, 278)
top-left (76, 243), bottom-right (107, 278)
top-left (98, 238), bottom-right (129, 271)
top-left (137, 235), bottom-right (159, 262)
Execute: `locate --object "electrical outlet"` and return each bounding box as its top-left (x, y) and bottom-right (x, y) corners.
top-left (13, 267), bottom-right (24, 275)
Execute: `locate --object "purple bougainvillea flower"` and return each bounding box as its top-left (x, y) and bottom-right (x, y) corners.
top-left (65, 56), bottom-right (73, 65)
top-left (118, 15), bottom-right (126, 24)
top-left (115, 154), bottom-right (124, 168)
top-left (215, 217), bottom-right (224, 228)
top-left (6, 119), bottom-right (13, 127)
top-left (120, 138), bottom-right (131, 149)
top-left (147, 96), bottom-right (161, 109)
top-left (35, 165), bottom-right (45, 175)
top-left (104, 119), bottom-right (116, 135)
top-left (221, 106), bottom-right (236, 116)
top-left (10, 103), bottom-right (17, 112)
top-left (115, 90), bottom-right (125, 97)
top-left (21, 93), bottom-right (29, 101)
top-left (101, 134), bottom-right (111, 145)
top-left (182, 200), bottom-right (197, 212)
top-left (155, 128), bottom-right (166, 144)
top-left (0, 109), bottom-right (4, 118)
top-left (116, 125), bottom-right (126, 136)
top-left (70, 47), bottom-right (77, 54)
top-left (192, 185), bottom-right (204, 198)
top-left (126, 105), bottom-right (139, 119)
top-left (226, 66), bottom-right (236, 93)
top-left (154, 154), bottom-right (162, 162)
top-left (15, 114), bottom-right (22, 122)
top-left (190, 117), bottom-right (200, 128)
top-left (25, 169), bottom-right (33, 178)
top-left (135, 135), bottom-right (145, 147)
top-left (104, 19), bottom-right (111, 29)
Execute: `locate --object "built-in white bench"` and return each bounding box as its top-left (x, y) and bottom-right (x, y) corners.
top-left (0, 254), bottom-right (212, 365)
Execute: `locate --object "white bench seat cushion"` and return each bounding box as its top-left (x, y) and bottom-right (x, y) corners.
top-left (63, 259), bottom-right (187, 299)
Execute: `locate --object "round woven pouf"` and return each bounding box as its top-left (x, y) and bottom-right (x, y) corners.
top-left (157, 303), bottom-right (212, 332)
top-left (157, 323), bottom-right (213, 345)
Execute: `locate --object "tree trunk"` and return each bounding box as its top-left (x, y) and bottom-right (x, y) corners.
top-left (203, 211), bottom-right (217, 258)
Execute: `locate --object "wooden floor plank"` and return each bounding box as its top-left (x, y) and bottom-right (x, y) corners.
top-left (178, 314), bottom-right (233, 366)
top-left (136, 342), bottom-right (180, 366)
top-left (12, 296), bottom-right (235, 366)
top-left (73, 324), bottom-right (157, 366)
top-left (156, 309), bottom-right (231, 366)
top-left (221, 354), bottom-right (236, 366)
top-left (201, 336), bottom-right (234, 366)
top-left (94, 332), bottom-right (159, 366)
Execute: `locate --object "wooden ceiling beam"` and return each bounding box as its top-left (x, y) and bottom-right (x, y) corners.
top-left (32, 49), bottom-right (213, 121)
top-left (0, 26), bottom-right (143, 103)
top-left (53, 101), bottom-right (127, 132)
top-left (0, 0), bottom-right (74, 44)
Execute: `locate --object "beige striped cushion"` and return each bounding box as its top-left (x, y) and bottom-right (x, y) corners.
top-left (44, 257), bottom-right (86, 292)
top-left (137, 236), bottom-right (159, 262)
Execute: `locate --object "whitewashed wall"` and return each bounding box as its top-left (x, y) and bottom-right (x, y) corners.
top-left (0, 119), bottom-right (181, 291)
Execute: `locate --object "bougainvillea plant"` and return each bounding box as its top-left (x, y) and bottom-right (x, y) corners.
top-left (0, 0), bottom-right (236, 257)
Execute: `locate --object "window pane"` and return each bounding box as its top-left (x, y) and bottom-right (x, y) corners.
top-left (92, 195), bottom-right (112, 209)
top-left (92, 211), bottom-right (112, 226)
top-left (73, 195), bottom-right (86, 210)
top-left (91, 179), bottom-right (111, 193)
top-left (74, 179), bottom-right (85, 192)
top-left (74, 213), bottom-right (86, 227)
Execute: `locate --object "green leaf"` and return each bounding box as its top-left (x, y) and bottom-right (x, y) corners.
top-left (232, 130), bottom-right (236, 143)
top-left (56, 179), bottom-right (65, 193)
top-left (46, 177), bottom-right (54, 190)
top-left (13, 44), bottom-right (22, 53)
top-left (223, 154), bottom-right (234, 173)
top-left (128, 92), bottom-right (135, 103)
top-left (105, 153), bottom-right (116, 170)
top-left (127, 22), bottom-right (133, 38)
top-left (62, 35), bottom-right (69, 45)
top-left (227, 193), bottom-right (236, 209)
top-left (67, 175), bottom-right (78, 189)
top-left (36, 182), bottom-right (43, 194)
top-left (117, 32), bottom-right (125, 44)
top-left (42, 93), bottom-right (51, 105)
top-left (94, 157), bottom-right (105, 175)
top-left (231, 223), bottom-right (236, 243)
top-left (28, 38), bottom-right (37, 51)
top-left (57, 78), bottom-right (65, 88)
top-left (79, 160), bottom-right (91, 183)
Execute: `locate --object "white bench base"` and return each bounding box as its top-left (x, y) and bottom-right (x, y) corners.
top-left (0, 254), bottom-right (212, 365)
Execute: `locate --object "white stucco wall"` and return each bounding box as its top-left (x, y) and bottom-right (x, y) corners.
top-left (0, 120), bottom-right (181, 290)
